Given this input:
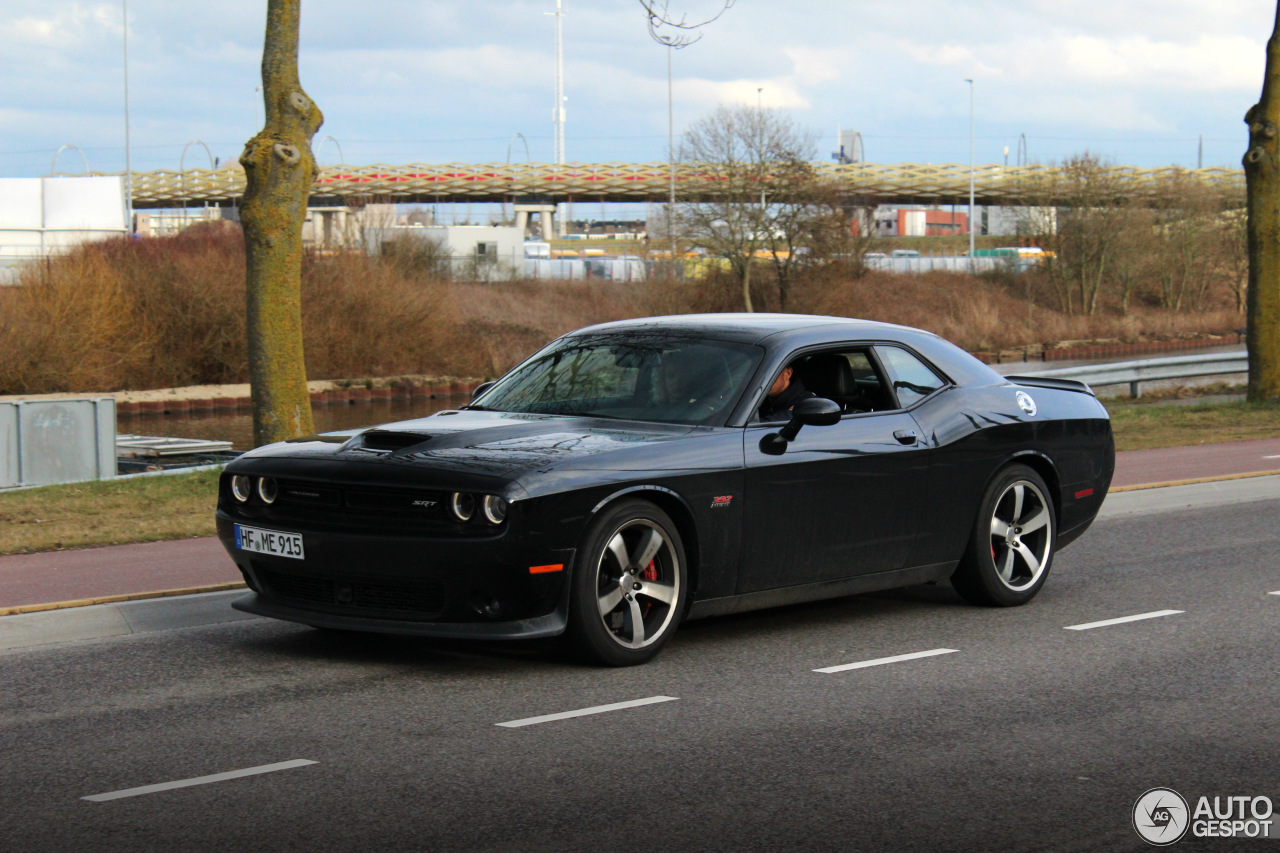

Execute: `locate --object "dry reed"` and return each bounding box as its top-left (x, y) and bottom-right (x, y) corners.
top-left (0, 230), bottom-right (1247, 395)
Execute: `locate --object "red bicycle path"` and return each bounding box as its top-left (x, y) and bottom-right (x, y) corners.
top-left (3, 435), bottom-right (1280, 613)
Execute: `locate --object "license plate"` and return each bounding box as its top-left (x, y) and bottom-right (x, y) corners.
top-left (234, 524), bottom-right (305, 560)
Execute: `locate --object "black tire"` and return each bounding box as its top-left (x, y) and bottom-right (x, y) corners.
top-left (567, 498), bottom-right (688, 666)
top-left (951, 464), bottom-right (1056, 607)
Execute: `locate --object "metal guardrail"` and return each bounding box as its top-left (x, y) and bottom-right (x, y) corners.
top-left (1022, 352), bottom-right (1248, 397)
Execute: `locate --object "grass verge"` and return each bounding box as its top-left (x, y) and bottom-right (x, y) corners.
top-left (0, 468), bottom-right (220, 556)
top-left (1108, 398), bottom-right (1280, 452)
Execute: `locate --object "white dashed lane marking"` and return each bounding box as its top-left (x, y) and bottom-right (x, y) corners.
top-left (814, 648), bottom-right (958, 674)
top-left (1269, 591), bottom-right (1280, 596)
top-left (82, 759), bottom-right (317, 802)
top-left (1064, 610), bottom-right (1184, 631)
top-left (496, 696), bottom-right (678, 728)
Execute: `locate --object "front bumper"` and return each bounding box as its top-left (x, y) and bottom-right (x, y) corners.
top-left (231, 592), bottom-right (570, 640)
top-left (216, 512), bottom-right (574, 639)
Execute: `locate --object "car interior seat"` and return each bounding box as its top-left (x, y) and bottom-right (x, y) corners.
top-left (797, 353), bottom-right (873, 413)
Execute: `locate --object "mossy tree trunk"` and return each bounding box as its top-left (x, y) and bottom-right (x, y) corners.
top-left (239, 0), bottom-right (321, 445)
top-left (1245, 3), bottom-right (1280, 403)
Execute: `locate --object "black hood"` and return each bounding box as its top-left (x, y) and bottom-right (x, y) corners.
top-left (240, 409), bottom-right (726, 481)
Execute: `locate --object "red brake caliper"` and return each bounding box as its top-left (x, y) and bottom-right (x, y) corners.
top-left (642, 559), bottom-right (658, 616)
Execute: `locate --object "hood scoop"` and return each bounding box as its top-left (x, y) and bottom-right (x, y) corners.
top-left (351, 430), bottom-right (433, 453)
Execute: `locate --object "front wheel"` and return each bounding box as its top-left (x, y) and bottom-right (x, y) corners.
top-left (952, 464), bottom-right (1056, 607)
top-left (567, 499), bottom-right (687, 666)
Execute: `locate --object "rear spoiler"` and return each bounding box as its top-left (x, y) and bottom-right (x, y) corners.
top-left (1004, 374), bottom-right (1095, 396)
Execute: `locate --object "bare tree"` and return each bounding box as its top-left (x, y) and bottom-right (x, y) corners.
top-left (1148, 174), bottom-right (1229, 313)
top-left (1245, 4), bottom-right (1280, 401)
top-left (239, 0), bottom-right (322, 445)
top-left (676, 105), bottom-right (822, 311)
top-left (637, 0), bottom-right (735, 42)
top-left (1107, 205), bottom-right (1155, 316)
top-left (1021, 153), bottom-right (1130, 316)
top-left (1222, 208), bottom-right (1249, 313)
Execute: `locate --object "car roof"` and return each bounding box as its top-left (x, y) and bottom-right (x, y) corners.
top-left (567, 313), bottom-right (926, 346)
top-left (564, 312), bottom-right (1004, 390)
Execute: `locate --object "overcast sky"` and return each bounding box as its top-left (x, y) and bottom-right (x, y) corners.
top-left (1, 0), bottom-right (1273, 178)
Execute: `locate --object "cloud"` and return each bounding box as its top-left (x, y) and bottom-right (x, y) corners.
top-left (1057, 34), bottom-right (1263, 91)
top-left (2, 3), bottom-right (120, 46)
top-left (784, 47), bottom-right (844, 87)
top-left (679, 78), bottom-right (810, 111)
top-left (0, 0), bottom-right (1271, 175)
top-left (897, 41), bottom-right (1002, 78)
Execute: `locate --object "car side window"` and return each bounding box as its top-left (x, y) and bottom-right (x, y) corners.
top-left (783, 348), bottom-right (894, 417)
top-left (876, 346), bottom-right (946, 408)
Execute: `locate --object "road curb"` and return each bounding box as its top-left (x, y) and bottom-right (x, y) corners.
top-left (1099, 472), bottom-right (1280, 520)
top-left (0, 582), bottom-right (247, 617)
top-left (1111, 468), bottom-right (1280, 493)
top-left (0, 589), bottom-right (258, 652)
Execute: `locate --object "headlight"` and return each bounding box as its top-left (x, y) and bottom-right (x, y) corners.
top-left (450, 492), bottom-right (476, 522)
top-left (231, 475), bottom-right (253, 503)
top-left (483, 495), bottom-right (508, 525)
top-left (257, 476), bottom-right (278, 504)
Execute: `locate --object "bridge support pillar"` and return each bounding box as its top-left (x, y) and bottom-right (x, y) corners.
top-left (514, 204), bottom-right (558, 240)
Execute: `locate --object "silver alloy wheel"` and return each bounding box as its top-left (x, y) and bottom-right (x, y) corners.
top-left (987, 479), bottom-right (1053, 592)
top-left (594, 518), bottom-right (682, 650)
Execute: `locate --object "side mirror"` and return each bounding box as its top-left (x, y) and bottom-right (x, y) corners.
top-left (471, 380), bottom-right (496, 401)
top-left (759, 397), bottom-right (841, 455)
top-left (792, 397), bottom-right (842, 427)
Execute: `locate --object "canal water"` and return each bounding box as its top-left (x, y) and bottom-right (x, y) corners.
top-left (117, 397), bottom-right (459, 452)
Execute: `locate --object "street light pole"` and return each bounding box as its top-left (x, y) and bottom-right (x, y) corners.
top-left (965, 78), bottom-right (975, 263)
top-left (122, 0), bottom-right (133, 235)
top-left (668, 44), bottom-right (676, 265)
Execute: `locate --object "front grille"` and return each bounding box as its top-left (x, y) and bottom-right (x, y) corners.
top-left (277, 482), bottom-right (341, 507)
top-left (264, 570), bottom-right (333, 603)
top-left (355, 581), bottom-right (446, 612)
top-left (257, 566), bottom-right (447, 616)
top-left (345, 487), bottom-right (448, 517)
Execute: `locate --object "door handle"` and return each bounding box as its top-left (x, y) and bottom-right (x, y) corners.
top-left (893, 429), bottom-right (918, 445)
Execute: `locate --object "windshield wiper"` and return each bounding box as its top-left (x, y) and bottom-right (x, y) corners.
top-left (569, 411), bottom-right (627, 420)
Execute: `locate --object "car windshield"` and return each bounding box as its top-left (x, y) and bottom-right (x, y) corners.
top-left (472, 335), bottom-right (763, 425)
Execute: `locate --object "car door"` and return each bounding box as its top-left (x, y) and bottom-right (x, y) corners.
top-left (737, 348), bottom-right (930, 593)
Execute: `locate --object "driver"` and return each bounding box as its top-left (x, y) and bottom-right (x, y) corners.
top-left (759, 363), bottom-right (814, 421)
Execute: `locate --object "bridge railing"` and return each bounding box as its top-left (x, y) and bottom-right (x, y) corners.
top-left (98, 161), bottom-right (1247, 209)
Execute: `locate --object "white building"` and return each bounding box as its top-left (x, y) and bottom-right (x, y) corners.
top-left (0, 176), bottom-right (128, 283)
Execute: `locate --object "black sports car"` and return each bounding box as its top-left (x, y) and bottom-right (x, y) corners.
top-left (217, 314), bottom-right (1114, 665)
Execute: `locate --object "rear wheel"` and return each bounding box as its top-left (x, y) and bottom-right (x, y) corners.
top-left (567, 499), bottom-right (687, 666)
top-left (952, 464), bottom-right (1056, 606)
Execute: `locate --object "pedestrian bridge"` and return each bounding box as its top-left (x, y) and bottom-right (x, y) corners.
top-left (120, 161), bottom-right (1245, 209)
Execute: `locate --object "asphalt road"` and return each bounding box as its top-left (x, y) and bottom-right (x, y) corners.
top-left (2, 497), bottom-right (1278, 852)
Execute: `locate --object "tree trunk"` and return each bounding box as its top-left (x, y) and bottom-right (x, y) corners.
top-left (240, 0), bottom-right (322, 445)
top-left (1245, 3), bottom-right (1280, 403)
top-left (741, 258), bottom-right (754, 312)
